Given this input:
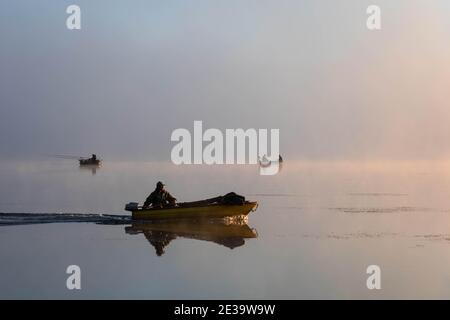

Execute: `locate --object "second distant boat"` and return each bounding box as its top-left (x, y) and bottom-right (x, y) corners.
top-left (79, 154), bottom-right (101, 166)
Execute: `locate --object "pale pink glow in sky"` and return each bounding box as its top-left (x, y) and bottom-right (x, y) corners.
top-left (0, 0), bottom-right (449, 161)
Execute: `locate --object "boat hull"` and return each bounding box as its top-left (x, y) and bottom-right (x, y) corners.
top-left (79, 159), bottom-right (101, 166)
top-left (132, 202), bottom-right (257, 220)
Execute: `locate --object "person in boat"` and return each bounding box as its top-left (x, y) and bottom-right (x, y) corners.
top-left (143, 181), bottom-right (177, 209)
top-left (91, 154), bottom-right (97, 161)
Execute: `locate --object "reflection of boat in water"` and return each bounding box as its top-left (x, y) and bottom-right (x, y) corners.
top-left (78, 163), bottom-right (100, 175)
top-left (125, 219), bottom-right (258, 256)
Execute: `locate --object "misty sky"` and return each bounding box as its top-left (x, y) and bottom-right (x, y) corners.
top-left (1, 0), bottom-right (450, 161)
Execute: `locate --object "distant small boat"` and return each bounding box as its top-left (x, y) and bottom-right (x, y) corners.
top-left (258, 155), bottom-right (271, 167)
top-left (79, 154), bottom-right (101, 166)
top-left (258, 154), bottom-right (283, 167)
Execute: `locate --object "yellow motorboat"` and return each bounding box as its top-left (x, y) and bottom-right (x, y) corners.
top-left (125, 192), bottom-right (258, 220)
top-left (127, 201), bottom-right (258, 220)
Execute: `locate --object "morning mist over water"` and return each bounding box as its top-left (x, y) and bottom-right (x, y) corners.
top-left (2, 0), bottom-right (450, 301)
top-left (2, 1), bottom-right (450, 162)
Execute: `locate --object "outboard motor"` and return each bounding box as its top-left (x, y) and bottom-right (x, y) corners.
top-left (125, 202), bottom-right (139, 211)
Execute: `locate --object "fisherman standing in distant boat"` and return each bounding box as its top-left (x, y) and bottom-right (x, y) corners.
top-left (143, 181), bottom-right (177, 209)
top-left (79, 153), bottom-right (100, 166)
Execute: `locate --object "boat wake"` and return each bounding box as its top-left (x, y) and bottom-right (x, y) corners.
top-left (0, 213), bottom-right (250, 226)
top-left (0, 213), bottom-right (132, 226)
top-left (0, 213), bottom-right (258, 257)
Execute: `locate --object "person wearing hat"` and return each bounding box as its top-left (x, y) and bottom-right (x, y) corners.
top-left (143, 181), bottom-right (177, 209)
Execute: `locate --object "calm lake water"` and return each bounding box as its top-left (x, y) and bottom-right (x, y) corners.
top-left (2, 159), bottom-right (450, 299)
